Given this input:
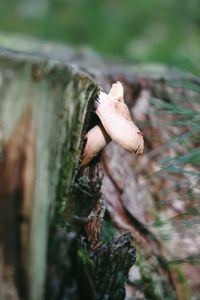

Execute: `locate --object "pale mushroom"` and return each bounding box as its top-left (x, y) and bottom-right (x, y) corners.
top-left (81, 123), bottom-right (111, 166)
top-left (96, 81), bottom-right (144, 154)
top-left (81, 81), bottom-right (144, 166)
top-left (108, 81), bottom-right (124, 101)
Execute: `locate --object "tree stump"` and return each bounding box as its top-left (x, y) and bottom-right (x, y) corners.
top-left (2, 34), bottom-right (199, 300)
top-left (0, 47), bottom-right (136, 300)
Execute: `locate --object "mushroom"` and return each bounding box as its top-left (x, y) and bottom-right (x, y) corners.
top-left (81, 81), bottom-right (144, 166)
top-left (81, 123), bottom-right (111, 166)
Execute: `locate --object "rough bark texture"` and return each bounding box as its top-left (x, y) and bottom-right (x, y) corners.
top-left (94, 232), bottom-right (136, 300)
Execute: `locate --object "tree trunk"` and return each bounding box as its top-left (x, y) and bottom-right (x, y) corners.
top-left (0, 47), bottom-right (136, 300)
top-left (0, 48), bottom-right (96, 300)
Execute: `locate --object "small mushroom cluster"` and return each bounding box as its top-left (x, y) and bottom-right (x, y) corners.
top-left (81, 81), bottom-right (144, 166)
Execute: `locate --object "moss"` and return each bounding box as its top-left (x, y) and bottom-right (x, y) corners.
top-left (54, 109), bottom-right (80, 223)
top-left (101, 213), bottom-right (120, 243)
top-left (54, 72), bottom-right (97, 225)
top-left (78, 247), bottom-right (95, 270)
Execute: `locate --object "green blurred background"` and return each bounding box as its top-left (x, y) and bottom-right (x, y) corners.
top-left (0, 0), bottom-right (200, 69)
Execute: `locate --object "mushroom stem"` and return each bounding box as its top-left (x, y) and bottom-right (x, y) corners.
top-left (81, 123), bottom-right (111, 166)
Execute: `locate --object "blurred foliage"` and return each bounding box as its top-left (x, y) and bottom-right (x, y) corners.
top-left (151, 75), bottom-right (200, 258)
top-left (143, 76), bottom-right (200, 299)
top-left (152, 78), bottom-right (200, 200)
top-left (0, 0), bottom-right (200, 70)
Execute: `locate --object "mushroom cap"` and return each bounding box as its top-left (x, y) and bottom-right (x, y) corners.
top-left (95, 82), bottom-right (144, 154)
top-left (108, 81), bottom-right (124, 101)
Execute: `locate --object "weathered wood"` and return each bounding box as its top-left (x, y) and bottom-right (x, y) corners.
top-left (0, 45), bottom-right (137, 300)
top-left (0, 48), bottom-right (97, 300)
